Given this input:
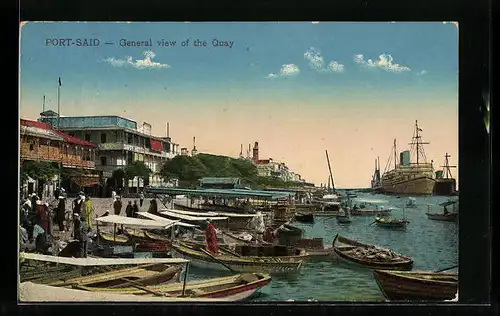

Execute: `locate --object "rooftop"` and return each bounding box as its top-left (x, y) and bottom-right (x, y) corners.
top-left (20, 119), bottom-right (97, 147)
top-left (146, 187), bottom-right (294, 200)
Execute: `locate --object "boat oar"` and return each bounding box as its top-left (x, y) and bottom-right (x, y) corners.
top-left (119, 277), bottom-right (165, 296)
top-left (434, 265), bottom-right (458, 273)
top-left (369, 221), bottom-right (377, 226)
top-left (199, 247), bottom-right (236, 273)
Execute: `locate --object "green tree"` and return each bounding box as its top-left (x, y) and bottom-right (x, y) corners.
top-left (124, 160), bottom-right (152, 193)
top-left (111, 168), bottom-right (125, 190)
top-left (21, 160), bottom-right (59, 195)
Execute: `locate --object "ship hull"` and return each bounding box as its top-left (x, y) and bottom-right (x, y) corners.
top-left (381, 177), bottom-right (436, 196)
top-left (433, 179), bottom-right (457, 196)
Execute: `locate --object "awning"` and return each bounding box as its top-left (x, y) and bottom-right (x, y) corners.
top-left (150, 139), bottom-right (163, 152)
top-left (72, 176), bottom-right (100, 187)
top-left (96, 214), bottom-right (177, 229)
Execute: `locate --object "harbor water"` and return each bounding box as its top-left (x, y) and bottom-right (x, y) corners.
top-left (185, 192), bottom-right (459, 301)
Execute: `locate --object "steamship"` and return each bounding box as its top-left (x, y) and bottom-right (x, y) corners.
top-left (380, 121), bottom-right (436, 196)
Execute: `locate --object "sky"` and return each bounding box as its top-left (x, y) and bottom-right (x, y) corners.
top-left (19, 22), bottom-right (459, 188)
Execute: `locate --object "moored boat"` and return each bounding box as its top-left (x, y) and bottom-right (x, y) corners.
top-left (71, 272), bottom-right (271, 300)
top-left (294, 212), bottom-right (314, 223)
top-left (373, 269), bottom-right (458, 301)
top-left (374, 216), bottom-right (409, 229)
top-left (170, 241), bottom-right (303, 274)
top-left (351, 208), bottom-right (391, 216)
top-left (47, 263), bottom-right (181, 288)
top-left (425, 201), bottom-right (458, 222)
top-left (98, 232), bottom-right (131, 244)
top-left (332, 234), bottom-right (413, 270)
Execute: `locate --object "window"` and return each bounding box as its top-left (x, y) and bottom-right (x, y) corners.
top-left (85, 133), bottom-right (91, 141)
top-left (127, 133), bottom-right (132, 144)
top-left (100, 133), bottom-right (107, 143)
top-left (29, 144), bottom-right (34, 151)
top-left (100, 156), bottom-right (107, 166)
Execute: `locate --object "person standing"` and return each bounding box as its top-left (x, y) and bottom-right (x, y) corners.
top-left (56, 196), bottom-right (66, 231)
top-left (148, 198), bottom-right (159, 215)
top-left (204, 219), bottom-right (219, 255)
top-left (73, 195), bottom-right (83, 216)
top-left (83, 194), bottom-right (95, 232)
top-left (132, 200), bottom-right (139, 218)
top-left (139, 191), bottom-right (145, 207)
top-left (78, 215), bottom-right (89, 258)
top-left (113, 196), bottom-right (123, 215)
top-left (125, 201), bottom-right (133, 217)
top-left (73, 214), bottom-right (81, 241)
top-left (111, 188), bottom-right (117, 201)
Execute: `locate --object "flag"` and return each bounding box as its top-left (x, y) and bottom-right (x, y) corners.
top-left (58, 77), bottom-right (61, 86)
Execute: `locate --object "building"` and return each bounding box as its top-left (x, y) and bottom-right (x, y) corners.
top-left (20, 119), bottom-right (99, 196)
top-left (250, 141), bottom-right (305, 182)
top-left (39, 112), bottom-right (180, 193)
top-left (199, 177), bottom-right (242, 189)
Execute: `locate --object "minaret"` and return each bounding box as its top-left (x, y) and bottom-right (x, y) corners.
top-left (239, 144), bottom-right (244, 159)
top-left (252, 142), bottom-right (259, 162)
top-left (191, 136), bottom-right (198, 156)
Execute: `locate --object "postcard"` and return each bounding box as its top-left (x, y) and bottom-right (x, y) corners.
top-left (19, 21), bottom-right (459, 303)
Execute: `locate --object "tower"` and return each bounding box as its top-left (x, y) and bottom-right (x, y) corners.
top-left (239, 144), bottom-right (244, 159)
top-left (252, 142), bottom-right (259, 162)
top-left (191, 136), bottom-right (198, 156)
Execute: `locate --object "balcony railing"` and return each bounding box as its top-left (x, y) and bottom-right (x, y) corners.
top-left (98, 142), bottom-right (179, 159)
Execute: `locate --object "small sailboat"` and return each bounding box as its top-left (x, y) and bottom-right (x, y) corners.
top-left (405, 197), bottom-right (417, 208)
top-left (336, 207), bottom-right (352, 224)
top-left (425, 201), bottom-right (458, 222)
top-left (373, 208), bottom-right (409, 229)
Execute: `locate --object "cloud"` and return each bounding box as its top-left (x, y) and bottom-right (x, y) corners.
top-left (267, 64), bottom-right (300, 78)
top-left (304, 47), bottom-right (345, 73)
top-left (103, 50), bottom-right (170, 69)
top-left (353, 53), bottom-right (411, 73)
top-left (416, 70), bottom-right (428, 76)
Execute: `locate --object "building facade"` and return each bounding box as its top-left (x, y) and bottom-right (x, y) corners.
top-left (40, 113), bottom-right (180, 193)
top-left (20, 119), bottom-right (99, 197)
top-left (250, 141), bottom-right (305, 183)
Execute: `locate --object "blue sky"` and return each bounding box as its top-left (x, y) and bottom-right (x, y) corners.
top-left (19, 22), bottom-right (459, 187)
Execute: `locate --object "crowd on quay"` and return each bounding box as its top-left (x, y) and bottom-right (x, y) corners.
top-left (19, 187), bottom-right (161, 258)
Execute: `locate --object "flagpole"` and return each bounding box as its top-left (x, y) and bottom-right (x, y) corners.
top-left (57, 78), bottom-right (62, 190)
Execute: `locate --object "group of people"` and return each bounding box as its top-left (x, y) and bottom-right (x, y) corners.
top-left (110, 190), bottom-right (159, 218)
top-left (19, 190), bottom-right (95, 258)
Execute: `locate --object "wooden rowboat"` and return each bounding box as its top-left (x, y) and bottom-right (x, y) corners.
top-left (294, 212), bottom-right (314, 223)
top-left (332, 234), bottom-right (413, 271)
top-left (124, 228), bottom-right (148, 240)
top-left (170, 242), bottom-right (303, 274)
top-left (373, 270), bottom-right (458, 301)
top-left (144, 231), bottom-right (170, 242)
top-left (351, 209), bottom-right (391, 216)
top-left (19, 281), bottom-right (260, 302)
top-left (375, 217), bottom-right (409, 229)
top-left (99, 232), bottom-right (131, 244)
top-left (72, 272), bottom-right (271, 299)
top-left (47, 263), bottom-right (181, 288)
top-left (425, 212), bottom-right (458, 222)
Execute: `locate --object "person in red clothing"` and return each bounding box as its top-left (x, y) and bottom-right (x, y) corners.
top-left (205, 219), bottom-right (219, 255)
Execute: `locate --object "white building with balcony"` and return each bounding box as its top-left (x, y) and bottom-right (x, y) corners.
top-left (40, 113), bottom-right (180, 192)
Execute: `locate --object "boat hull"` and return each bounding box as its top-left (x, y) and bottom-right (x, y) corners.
top-left (170, 244), bottom-right (303, 274)
top-left (426, 213), bottom-right (458, 222)
top-left (333, 235), bottom-right (413, 271)
top-left (381, 177), bottom-right (436, 196)
top-left (336, 216), bottom-right (352, 223)
top-left (294, 213), bottom-right (314, 223)
top-left (373, 270), bottom-right (458, 301)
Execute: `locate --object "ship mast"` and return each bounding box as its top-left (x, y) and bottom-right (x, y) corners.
top-left (410, 120), bottom-right (429, 165)
top-left (325, 150), bottom-right (335, 192)
top-left (393, 139), bottom-right (397, 169)
top-left (440, 153), bottom-right (456, 179)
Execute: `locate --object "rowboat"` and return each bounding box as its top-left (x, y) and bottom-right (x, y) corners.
top-left (99, 232), bottom-right (131, 244)
top-left (425, 202), bottom-right (458, 222)
top-left (426, 213), bottom-right (458, 222)
top-left (373, 270), bottom-right (458, 301)
top-left (144, 230), bottom-right (170, 242)
top-left (294, 212), bottom-right (314, 223)
top-left (47, 263), bottom-right (181, 288)
top-left (19, 281), bottom-right (259, 302)
top-left (336, 215), bottom-right (352, 224)
top-left (71, 272), bottom-right (271, 300)
top-left (375, 217), bottom-right (409, 229)
top-left (332, 235), bottom-right (413, 270)
top-left (124, 228), bottom-right (148, 240)
top-left (294, 238), bottom-right (334, 259)
top-left (351, 208), bottom-right (391, 216)
top-left (170, 242), bottom-right (303, 274)
top-left (405, 197), bottom-right (417, 208)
